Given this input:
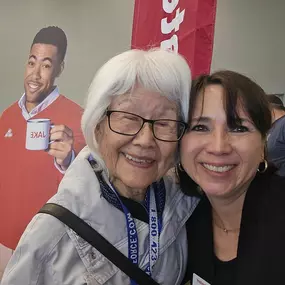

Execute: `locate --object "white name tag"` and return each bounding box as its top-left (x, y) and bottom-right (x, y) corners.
top-left (192, 273), bottom-right (211, 285)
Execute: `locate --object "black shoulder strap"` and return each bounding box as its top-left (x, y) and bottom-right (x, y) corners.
top-left (39, 203), bottom-right (160, 285)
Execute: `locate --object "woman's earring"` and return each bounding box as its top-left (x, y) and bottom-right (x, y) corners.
top-left (257, 159), bottom-right (268, 173)
top-left (174, 163), bottom-right (184, 182)
top-left (177, 163), bottom-right (184, 172)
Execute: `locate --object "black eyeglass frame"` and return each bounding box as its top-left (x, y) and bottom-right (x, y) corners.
top-left (106, 110), bottom-right (188, 142)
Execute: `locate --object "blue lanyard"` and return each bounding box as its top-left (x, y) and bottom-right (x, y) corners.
top-left (108, 182), bottom-right (162, 285)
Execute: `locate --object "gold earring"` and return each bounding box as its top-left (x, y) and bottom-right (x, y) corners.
top-left (175, 163), bottom-right (184, 180)
top-left (257, 159), bottom-right (268, 173)
top-left (177, 163), bottom-right (184, 172)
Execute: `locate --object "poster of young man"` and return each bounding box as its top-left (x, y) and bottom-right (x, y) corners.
top-left (0, 25), bottom-right (86, 246)
top-left (0, 26), bottom-right (86, 272)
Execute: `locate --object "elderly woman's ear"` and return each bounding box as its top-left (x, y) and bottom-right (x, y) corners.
top-left (94, 122), bottom-right (103, 141)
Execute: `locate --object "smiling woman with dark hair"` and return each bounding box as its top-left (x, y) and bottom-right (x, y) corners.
top-left (180, 70), bottom-right (285, 285)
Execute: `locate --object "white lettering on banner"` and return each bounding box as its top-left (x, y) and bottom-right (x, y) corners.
top-left (161, 8), bottom-right (185, 34)
top-left (163, 0), bottom-right (179, 13)
top-left (160, 0), bottom-right (185, 52)
top-left (161, 35), bottom-right (179, 52)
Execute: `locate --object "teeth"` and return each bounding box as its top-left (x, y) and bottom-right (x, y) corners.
top-left (125, 153), bottom-right (152, 164)
top-left (29, 83), bottom-right (39, 89)
top-left (203, 163), bottom-right (234, 173)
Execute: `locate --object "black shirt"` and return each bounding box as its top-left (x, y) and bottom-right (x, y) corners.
top-left (213, 256), bottom-right (236, 285)
top-left (183, 170), bottom-right (285, 285)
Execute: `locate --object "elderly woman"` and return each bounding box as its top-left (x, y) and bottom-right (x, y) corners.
top-left (1, 49), bottom-right (199, 285)
top-left (179, 71), bottom-right (285, 285)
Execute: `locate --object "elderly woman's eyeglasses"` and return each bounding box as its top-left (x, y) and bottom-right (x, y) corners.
top-left (106, 110), bottom-right (188, 142)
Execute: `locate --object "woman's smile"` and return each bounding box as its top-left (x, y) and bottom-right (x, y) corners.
top-left (201, 162), bottom-right (236, 174)
top-left (122, 152), bottom-right (155, 168)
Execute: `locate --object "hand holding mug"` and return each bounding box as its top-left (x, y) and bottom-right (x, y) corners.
top-left (25, 120), bottom-right (74, 170)
top-left (48, 124), bottom-right (74, 171)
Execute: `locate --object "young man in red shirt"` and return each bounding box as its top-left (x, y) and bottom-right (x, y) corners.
top-left (0, 27), bottom-right (86, 269)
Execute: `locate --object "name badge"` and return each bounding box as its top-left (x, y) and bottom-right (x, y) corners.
top-left (192, 273), bottom-right (211, 285)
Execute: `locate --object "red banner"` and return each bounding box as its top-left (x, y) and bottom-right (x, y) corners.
top-left (131, 0), bottom-right (217, 78)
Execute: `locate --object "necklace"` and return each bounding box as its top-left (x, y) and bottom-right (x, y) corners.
top-left (213, 220), bottom-right (240, 234)
top-left (212, 210), bottom-right (240, 234)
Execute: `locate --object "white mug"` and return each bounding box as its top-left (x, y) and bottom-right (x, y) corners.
top-left (25, 118), bottom-right (51, 150)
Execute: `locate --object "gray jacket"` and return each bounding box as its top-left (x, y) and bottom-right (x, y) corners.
top-left (1, 147), bottom-right (199, 285)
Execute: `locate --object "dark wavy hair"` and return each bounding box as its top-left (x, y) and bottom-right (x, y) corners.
top-left (31, 26), bottom-right (67, 63)
top-left (179, 70), bottom-right (273, 197)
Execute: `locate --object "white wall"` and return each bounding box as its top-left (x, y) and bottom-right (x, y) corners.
top-left (0, 0), bottom-right (134, 113)
top-left (211, 0), bottom-right (285, 97)
top-left (1, 0), bottom-right (285, 111)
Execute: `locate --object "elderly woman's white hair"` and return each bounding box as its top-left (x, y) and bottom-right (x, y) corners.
top-left (82, 48), bottom-right (191, 174)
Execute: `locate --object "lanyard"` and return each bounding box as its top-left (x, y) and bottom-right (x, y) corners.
top-left (109, 183), bottom-right (161, 285)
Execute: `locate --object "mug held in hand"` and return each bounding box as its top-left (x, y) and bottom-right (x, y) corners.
top-left (25, 118), bottom-right (53, 150)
